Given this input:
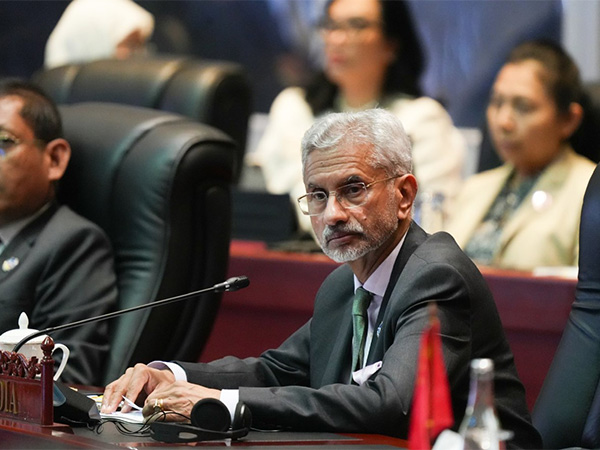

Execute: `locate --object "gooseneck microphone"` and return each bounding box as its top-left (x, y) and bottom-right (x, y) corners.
top-left (213, 276), bottom-right (250, 292)
top-left (12, 276), bottom-right (250, 353)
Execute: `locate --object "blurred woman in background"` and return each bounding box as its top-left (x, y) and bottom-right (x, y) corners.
top-left (446, 40), bottom-right (596, 271)
top-left (250, 0), bottom-right (465, 235)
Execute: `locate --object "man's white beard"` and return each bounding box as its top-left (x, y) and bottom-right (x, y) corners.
top-left (318, 195), bottom-right (399, 263)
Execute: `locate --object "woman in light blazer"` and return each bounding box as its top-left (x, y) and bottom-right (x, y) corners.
top-left (446, 40), bottom-right (596, 271)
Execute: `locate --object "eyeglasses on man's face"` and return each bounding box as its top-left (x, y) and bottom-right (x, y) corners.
top-left (0, 132), bottom-right (23, 158)
top-left (0, 132), bottom-right (44, 158)
top-left (298, 175), bottom-right (401, 216)
top-left (318, 17), bottom-right (382, 39)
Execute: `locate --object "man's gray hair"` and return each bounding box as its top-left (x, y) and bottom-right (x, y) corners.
top-left (301, 108), bottom-right (413, 176)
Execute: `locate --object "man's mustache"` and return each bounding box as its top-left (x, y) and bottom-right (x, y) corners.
top-left (322, 221), bottom-right (364, 243)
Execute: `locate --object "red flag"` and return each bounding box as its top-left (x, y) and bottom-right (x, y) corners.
top-left (408, 303), bottom-right (454, 449)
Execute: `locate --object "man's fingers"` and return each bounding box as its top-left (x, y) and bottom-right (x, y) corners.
top-left (144, 382), bottom-right (221, 420)
top-left (101, 365), bottom-right (179, 414)
top-left (122, 363), bottom-right (152, 410)
top-left (101, 364), bottom-right (148, 413)
top-left (101, 372), bottom-right (130, 413)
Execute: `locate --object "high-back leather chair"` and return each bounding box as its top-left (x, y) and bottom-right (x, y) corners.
top-left (532, 163), bottom-right (600, 449)
top-left (34, 55), bottom-right (251, 182)
top-left (58, 102), bottom-right (236, 385)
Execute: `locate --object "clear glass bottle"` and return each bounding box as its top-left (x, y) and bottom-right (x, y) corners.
top-left (459, 358), bottom-right (504, 450)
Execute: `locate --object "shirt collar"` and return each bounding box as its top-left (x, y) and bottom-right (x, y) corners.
top-left (354, 231), bottom-right (408, 297)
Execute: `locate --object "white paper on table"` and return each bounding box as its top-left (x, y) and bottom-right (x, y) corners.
top-left (90, 394), bottom-right (145, 424)
top-left (100, 409), bottom-right (145, 424)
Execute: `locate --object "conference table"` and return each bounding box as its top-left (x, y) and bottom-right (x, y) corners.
top-left (202, 240), bottom-right (577, 410)
top-left (0, 418), bottom-right (408, 449)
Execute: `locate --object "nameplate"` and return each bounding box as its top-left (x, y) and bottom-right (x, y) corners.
top-left (0, 338), bottom-right (54, 425)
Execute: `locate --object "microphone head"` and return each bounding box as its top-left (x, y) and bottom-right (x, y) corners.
top-left (213, 276), bottom-right (250, 293)
top-left (226, 276), bottom-right (250, 292)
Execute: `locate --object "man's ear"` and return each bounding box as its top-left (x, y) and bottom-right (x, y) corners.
top-left (45, 138), bottom-right (71, 182)
top-left (395, 174), bottom-right (418, 220)
top-left (560, 102), bottom-right (584, 140)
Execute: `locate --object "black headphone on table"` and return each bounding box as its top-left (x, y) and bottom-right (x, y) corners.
top-left (150, 398), bottom-right (252, 443)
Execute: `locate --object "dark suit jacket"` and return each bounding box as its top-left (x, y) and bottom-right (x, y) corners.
top-left (179, 223), bottom-right (541, 448)
top-left (0, 202), bottom-right (117, 385)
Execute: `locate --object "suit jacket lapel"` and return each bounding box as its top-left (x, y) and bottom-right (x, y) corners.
top-left (335, 303), bottom-right (355, 384)
top-left (453, 165), bottom-right (512, 248)
top-left (499, 149), bottom-right (571, 252)
top-left (0, 203), bottom-right (58, 281)
top-left (320, 272), bottom-right (355, 385)
top-left (366, 222), bottom-right (427, 365)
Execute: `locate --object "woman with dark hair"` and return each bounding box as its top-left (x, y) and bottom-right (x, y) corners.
top-left (446, 40), bottom-right (596, 271)
top-left (251, 0), bottom-right (466, 234)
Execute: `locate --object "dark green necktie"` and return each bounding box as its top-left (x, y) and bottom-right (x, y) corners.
top-left (352, 287), bottom-right (373, 371)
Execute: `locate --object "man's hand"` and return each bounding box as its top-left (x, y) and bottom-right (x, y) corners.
top-left (145, 381), bottom-right (221, 419)
top-left (101, 363), bottom-right (175, 413)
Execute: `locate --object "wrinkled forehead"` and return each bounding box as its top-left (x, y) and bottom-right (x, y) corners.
top-left (303, 142), bottom-right (379, 186)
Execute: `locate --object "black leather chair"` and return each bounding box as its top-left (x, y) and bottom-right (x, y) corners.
top-left (33, 55), bottom-right (251, 183)
top-left (58, 102), bottom-right (236, 385)
top-left (532, 163), bottom-right (600, 449)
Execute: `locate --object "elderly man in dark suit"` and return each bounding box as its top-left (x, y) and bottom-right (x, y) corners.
top-left (0, 79), bottom-right (117, 385)
top-left (102, 109), bottom-right (540, 448)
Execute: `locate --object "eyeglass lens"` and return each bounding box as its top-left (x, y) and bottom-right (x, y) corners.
top-left (301, 183), bottom-right (368, 215)
top-left (0, 134), bottom-right (20, 157)
top-left (319, 17), bottom-right (379, 35)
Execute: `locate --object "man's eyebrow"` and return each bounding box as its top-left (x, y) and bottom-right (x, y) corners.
top-left (345, 175), bottom-right (363, 183)
top-left (0, 126), bottom-right (18, 136)
top-left (307, 175), bottom-right (364, 190)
